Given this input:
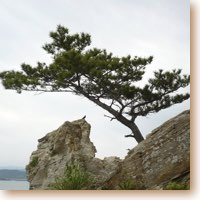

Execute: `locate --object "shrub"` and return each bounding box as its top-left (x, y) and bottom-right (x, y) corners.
top-left (50, 162), bottom-right (90, 190)
top-left (165, 181), bottom-right (189, 190)
top-left (118, 179), bottom-right (136, 190)
top-left (29, 156), bottom-right (39, 168)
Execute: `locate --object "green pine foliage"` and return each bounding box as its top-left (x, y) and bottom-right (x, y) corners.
top-left (0, 25), bottom-right (190, 143)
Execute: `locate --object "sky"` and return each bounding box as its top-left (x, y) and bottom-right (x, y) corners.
top-left (0, 0), bottom-right (190, 169)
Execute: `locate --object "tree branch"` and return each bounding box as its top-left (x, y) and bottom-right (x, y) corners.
top-left (124, 134), bottom-right (135, 138)
top-left (104, 114), bottom-right (116, 121)
top-left (129, 85), bottom-right (183, 115)
top-left (21, 86), bottom-right (75, 93)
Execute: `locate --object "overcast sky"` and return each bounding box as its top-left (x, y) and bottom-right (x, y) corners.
top-left (0, 0), bottom-right (190, 169)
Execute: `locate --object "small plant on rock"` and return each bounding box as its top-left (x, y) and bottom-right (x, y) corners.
top-left (29, 156), bottom-right (39, 168)
top-left (118, 178), bottom-right (145, 190)
top-left (165, 181), bottom-right (189, 190)
top-left (118, 179), bottom-right (136, 190)
top-left (50, 162), bottom-right (90, 190)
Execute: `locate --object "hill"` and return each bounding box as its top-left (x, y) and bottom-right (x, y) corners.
top-left (0, 169), bottom-right (27, 180)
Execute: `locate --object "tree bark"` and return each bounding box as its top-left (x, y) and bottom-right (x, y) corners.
top-left (80, 89), bottom-right (144, 143)
top-left (130, 123), bottom-right (144, 143)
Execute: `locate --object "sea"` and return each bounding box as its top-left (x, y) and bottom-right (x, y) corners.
top-left (0, 180), bottom-right (29, 190)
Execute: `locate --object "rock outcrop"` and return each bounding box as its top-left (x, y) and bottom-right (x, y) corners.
top-left (105, 110), bottom-right (190, 189)
top-left (26, 110), bottom-right (190, 190)
top-left (26, 119), bottom-right (121, 189)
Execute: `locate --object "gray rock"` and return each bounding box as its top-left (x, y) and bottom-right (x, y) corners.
top-left (26, 110), bottom-right (190, 190)
top-left (26, 119), bottom-right (121, 189)
top-left (106, 110), bottom-right (190, 189)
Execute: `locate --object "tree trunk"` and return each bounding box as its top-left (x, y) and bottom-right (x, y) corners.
top-left (116, 114), bottom-right (144, 143)
top-left (79, 89), bottom-right (145, 143)
top-left (90, 100), bottom-right (144, 143)
top-left (130, 123), bottom-right (144, 143)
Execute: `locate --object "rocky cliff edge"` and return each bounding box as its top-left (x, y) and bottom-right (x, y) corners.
top-left (26, 110), bottom-right (190, 190)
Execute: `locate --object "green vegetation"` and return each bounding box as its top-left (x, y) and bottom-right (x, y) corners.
top-left (165, 181), bottom-right (189, 190)
top-left (118, 179), bottom-right (136, 190)
top-left (50, 162), bottom-right (90, 190)
top-left (118, 179), bottom-right (145, 190)
top-left (0, 25), bottom-right (190, 143)
top-left (29, 156), bottom-right (39, 168)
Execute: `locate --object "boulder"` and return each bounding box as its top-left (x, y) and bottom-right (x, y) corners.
top-left (105, 110), bottom-right (190, 189)
top-left (26, 110), bottom-right (190, 190)
top-left (26, 119), bottom-right (121, 189)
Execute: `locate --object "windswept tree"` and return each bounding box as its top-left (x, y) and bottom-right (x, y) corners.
top-left (0, 25), bottom-right (190, 143)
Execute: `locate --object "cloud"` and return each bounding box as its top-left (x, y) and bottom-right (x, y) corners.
top-left (0, 0), bottom-right (190, 168)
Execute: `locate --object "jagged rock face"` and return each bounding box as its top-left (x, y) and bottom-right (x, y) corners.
top-left (26, 110), bottom-right (190, 190)
top-left (105, 110), bottom-right (190, 189)
top-left (26, 119), bottom-right (121, 189)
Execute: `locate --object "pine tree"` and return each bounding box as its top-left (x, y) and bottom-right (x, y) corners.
top-left (0, 25), bottom-right (190, 143)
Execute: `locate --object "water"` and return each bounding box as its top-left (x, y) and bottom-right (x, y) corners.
top-left (0, 180), bottom-right (29, 190)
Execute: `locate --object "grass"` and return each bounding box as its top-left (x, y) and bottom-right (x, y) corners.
top-left (50, 162), bottom-right (91, 190)
top-left (29, 156), bottom-right (39, 168)
top-left (165, 181), bottom-right (189, 190)
top-left (118, 179), bottom-right (138, 190)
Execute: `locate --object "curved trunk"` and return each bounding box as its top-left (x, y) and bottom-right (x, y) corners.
top-left (130, 123), bottom-right (144, 143)
top-left (90, 99), bottom-right (144, 143)
top-left (81, 91), bottom-right (144, 143)
top-left (113, 112), bottom-right (144, 143)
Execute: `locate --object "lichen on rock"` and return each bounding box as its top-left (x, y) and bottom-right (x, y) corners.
top-left (26, 119), bottom-right (121, 189)
top-left (26, 110), bottom-right (190, 190)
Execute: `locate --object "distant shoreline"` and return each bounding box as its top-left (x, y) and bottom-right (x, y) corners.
top-left (0, 179), bottom-right (28, 181)
top-left (0, 169), bottom-right (27, 181)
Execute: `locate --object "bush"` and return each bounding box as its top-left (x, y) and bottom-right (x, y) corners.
top-left (29, 156), bottom-right (39, 168)
top-left (50, 162), bottom-right (90, 190)
top-left (165, 181), bottom-right (189, 190)
top-left (118, 179), bottom-right (136, 190)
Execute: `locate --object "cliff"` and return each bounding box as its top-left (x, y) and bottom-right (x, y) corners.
top-left (105, 110), bottom-right (190, 189)
top-left (26, 110), bottom-right (190, 190)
